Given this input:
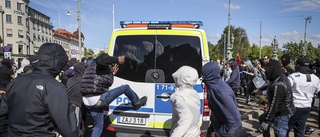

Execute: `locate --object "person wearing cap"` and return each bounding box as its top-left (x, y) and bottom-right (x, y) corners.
top-left (286, 56), bottom-right (320, 137)
top-left (280, 54), bottom-right (295, 76)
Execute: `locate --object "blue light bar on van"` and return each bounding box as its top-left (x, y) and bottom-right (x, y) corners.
top-left (120, 21), bottom-right (203, 29)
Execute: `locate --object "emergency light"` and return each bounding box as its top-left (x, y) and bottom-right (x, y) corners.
top-left (120, 21), bottom-right (203, 29)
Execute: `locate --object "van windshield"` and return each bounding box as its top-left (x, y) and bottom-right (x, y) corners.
top-left (113, 35), bottom-right (202, 83)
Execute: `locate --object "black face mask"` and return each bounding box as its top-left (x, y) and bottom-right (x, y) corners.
top-left (265, 60), bottom-right (283, 81)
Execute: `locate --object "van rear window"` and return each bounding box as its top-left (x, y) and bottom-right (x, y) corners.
top-left (113, 35), bottom-right (202, 83)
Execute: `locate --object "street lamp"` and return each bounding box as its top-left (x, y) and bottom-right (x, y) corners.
top-left (67, 0), bottom-right (82, 60)
top-left (302, 16), bottom-right (312, 56)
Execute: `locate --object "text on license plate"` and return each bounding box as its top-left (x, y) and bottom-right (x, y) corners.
top-left (117, 116), bottom-right (146, 125)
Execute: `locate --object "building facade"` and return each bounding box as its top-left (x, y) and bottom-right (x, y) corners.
top-left (0, 0), bottom-right (84, 67)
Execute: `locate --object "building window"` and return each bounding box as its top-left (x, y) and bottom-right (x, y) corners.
top-left (38, 34), bottom-right (40, 42)
top-left (37, 23), bottom-right (40, 31)
top-left (18, 45), bottom-right (23, 54)
top-left (6, 29), bottom-right (12, 37)
top-left (5, 0), bottom-right (11, 8)
top-left (33, 33), bottom-right (36, 40)
top-left (17, 2), bottom-right (22, 10)
top-left (26, 18), bottom-right (29, 27)
top-left (25, 5), bottom-right (28, 13)
top-left (6, 14), bottom-right (12, 23)
top-left (50, 38), bottom-right (52, 42)
top-left (33, 21), bottom-right (36, 30)
top-left (18, 30), bottom-right (23, 38)
top-left (46, 37), bottom-right (48, 42)
top-left (17, 16), bottom-right (22, 24)
top-left (45, 26), bottom-right (48, 34)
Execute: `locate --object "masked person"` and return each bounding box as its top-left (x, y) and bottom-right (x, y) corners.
top-left (258, 60), bottom-right (296, 137)
top-left (0, 43), bottom-right (82, 137)
top-left (286, 57), bottom-right (320, 137)
top-left (202, 61), bottom-right (242, 137)
top-left (170, 66), bottom-right (201, 137)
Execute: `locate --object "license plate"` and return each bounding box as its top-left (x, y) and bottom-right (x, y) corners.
top-left (117, 116), bottom-right (146, 125)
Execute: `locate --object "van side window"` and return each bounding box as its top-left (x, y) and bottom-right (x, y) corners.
top-left (113, 35), bottom-right (202, 83)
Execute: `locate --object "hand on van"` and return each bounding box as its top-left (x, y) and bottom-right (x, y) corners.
top-left (112, 64), bottom-right (119, 75)
top-left (118, 56), bottom-right (125, 64)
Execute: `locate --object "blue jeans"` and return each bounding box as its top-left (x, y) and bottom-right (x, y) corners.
top-left (287, 107), bottom-right (311, 137)
top-left (259, 112), bottom-right (293, 137)
top-left (85, 84), bottom-right (140, 137)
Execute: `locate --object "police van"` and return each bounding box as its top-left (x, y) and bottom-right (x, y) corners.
top-left (105, 21), bottom-right (210, 137)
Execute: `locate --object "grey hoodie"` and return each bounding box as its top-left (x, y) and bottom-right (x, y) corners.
top-left (170, 66), bottom-right (201, 137)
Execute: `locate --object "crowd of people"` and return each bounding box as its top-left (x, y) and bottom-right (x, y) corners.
top-left (0, 42), bottom-right (319, 137)
top-left (0, 43), bottom-right (147, 137)
top-left (215, 54), bottom-right (320, 137)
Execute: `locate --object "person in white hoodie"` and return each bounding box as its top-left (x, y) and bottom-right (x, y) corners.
top-left (170, 66), bottom-right (201, 137)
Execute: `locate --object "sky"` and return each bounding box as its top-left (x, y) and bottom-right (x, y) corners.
top-left (29, 0), bottom-right (320, 50)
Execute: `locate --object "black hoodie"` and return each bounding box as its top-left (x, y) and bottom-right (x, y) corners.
top-left (263, 60), bottom-right (295, 122)
top-left (0, 43), bottom-right (82, 137)
top-left (67, 62), bottom-right (86, 107)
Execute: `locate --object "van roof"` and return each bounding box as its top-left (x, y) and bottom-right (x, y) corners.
top-left (120, 21), bottom-right (203, 29)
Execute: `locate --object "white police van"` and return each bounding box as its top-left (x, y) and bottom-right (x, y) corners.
top-left (105, 21), bottom-right (210, 137)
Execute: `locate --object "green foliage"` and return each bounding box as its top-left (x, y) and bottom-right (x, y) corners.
top-left (261, 46), bottom-right (273, 58)
top-left (247, 44), bottom-right (260, 59)
top-left (208, 42), bottom-right (223, 61)
top-left (210, 25), bottom-right (250, 61)
top-left (282, 41), bottom-right (320, 60)
top-left (84, 47), bottom-right (94, 57)
top-left (208, 25), bottom-right (320, 61)
top-left (97, 50), bottom-right (106, 56)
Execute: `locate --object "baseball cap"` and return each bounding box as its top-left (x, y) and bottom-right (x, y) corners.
top-left (296, 56), bottom-right (311, 66)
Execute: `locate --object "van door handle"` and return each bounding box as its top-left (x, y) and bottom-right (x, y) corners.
top-left (156, 92), bottom-right (172, 99)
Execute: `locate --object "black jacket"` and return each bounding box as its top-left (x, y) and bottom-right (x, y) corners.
top-left (0, 43), bottom-right (81, 137)
top-left (264, 61), bottom-right (296, 122)
top-left (81, 53), bottom-right (119, 96)
top-left (67, 62), bottom-right (86, 107)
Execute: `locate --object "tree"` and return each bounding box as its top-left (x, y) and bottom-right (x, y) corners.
top-left (248, 44), bottom-right (261, 59)
top-left (208, 42), bottom-right (223, 61)
top-left (283, 41), bottom-right (304, 60)
top-left (97, 50), bottom-right (105, 56)
top-left (84, 47), bottom-right (94, 57)
top-left (261, 45), bottom-right (273, 58)
top-left (281, 41), bottom-right (320, 60)
top-left (215, 25), bottom-right (250, 61)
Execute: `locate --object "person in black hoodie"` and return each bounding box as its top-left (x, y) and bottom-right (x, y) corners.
top-left (258, 60), bottom-right (295, 137)
top-left (280, 54), bottom-right (295, 76)
top-left (202, 61), bottom-right (242, 137)
top-left (0, 59), bottom-right (14, 92)
top-left (0, 43), bottom-right (82, 137)
top-left (67, 62), bottom-right (86, 130)
top-left (226, 60), bottom-right (241, 97)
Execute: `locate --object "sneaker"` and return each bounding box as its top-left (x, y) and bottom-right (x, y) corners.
top-left (132, 96), bottom-right (148, 110)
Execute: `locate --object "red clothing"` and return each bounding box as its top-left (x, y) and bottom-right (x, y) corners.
top-left (237, 55), bottom-right (241, 67)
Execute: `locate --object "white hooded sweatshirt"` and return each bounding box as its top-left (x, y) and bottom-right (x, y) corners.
top-left (170, 66), bottom-right (201, 137)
